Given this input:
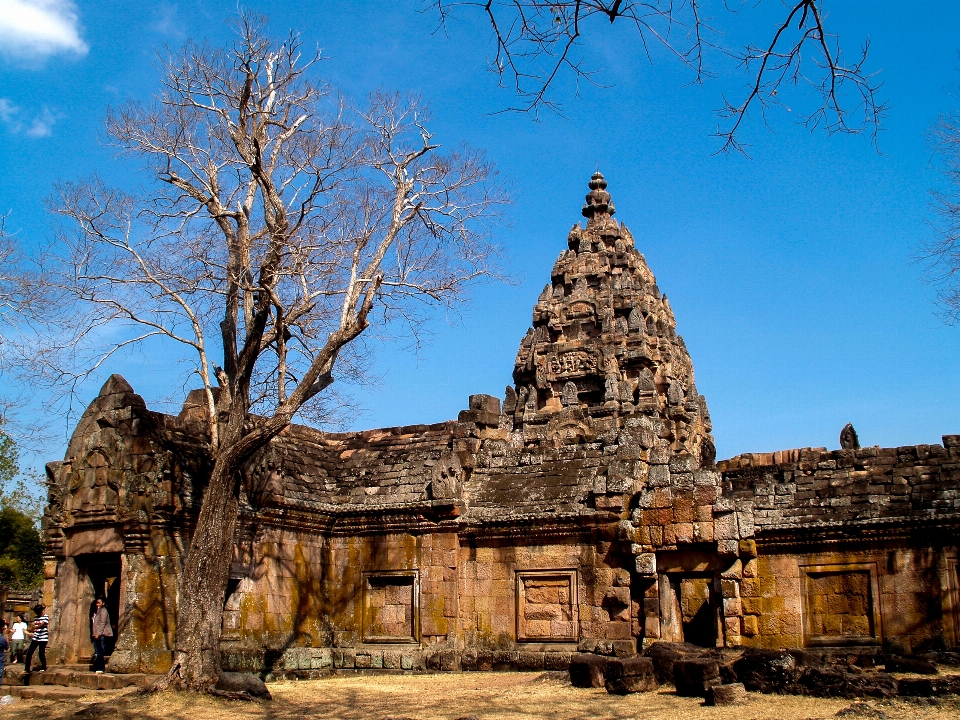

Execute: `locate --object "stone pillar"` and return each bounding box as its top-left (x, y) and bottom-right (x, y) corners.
top-left (658, 574), bottom-right (682, 642)
top-left (49, 556), bottom-right (83, 665)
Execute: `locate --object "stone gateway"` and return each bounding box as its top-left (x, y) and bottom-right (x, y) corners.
top-left (40, 175), bottom-right (960, 675)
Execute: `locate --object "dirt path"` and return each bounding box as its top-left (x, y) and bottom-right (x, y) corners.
top-left (3, 672), bottom-right (958, 720)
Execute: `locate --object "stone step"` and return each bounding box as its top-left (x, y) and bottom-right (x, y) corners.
top-left (2, 667), bottom-right (157, 691)
top-left (1, 685), bottom-right (99, 701)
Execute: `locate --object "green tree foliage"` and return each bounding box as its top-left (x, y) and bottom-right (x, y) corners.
top-left (0, 422), bottom-right (45, 590)
top-left (0, 507), bottom-right (42, 591)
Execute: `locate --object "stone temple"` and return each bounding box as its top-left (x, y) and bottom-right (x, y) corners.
top-left (41, 174), bottom-right (960, 674)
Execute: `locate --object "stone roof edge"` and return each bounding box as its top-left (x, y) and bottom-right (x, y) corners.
top-left (280, 418), bottom-right (460, 443)
top-left (717, 434), bottom-right (960, 471)
top-left (755, 512), bottom-right (960, 548)
top-left (241, 502), bottom-right (617, 536)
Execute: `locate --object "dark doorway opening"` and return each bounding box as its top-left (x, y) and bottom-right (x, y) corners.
top-left (660, 573), bottom-right (719, 647)
top-left (678, 576), bottom-right (718, 647)
top-left (78, 553), bottom-right (121, 660)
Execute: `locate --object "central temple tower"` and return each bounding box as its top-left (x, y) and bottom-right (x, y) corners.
top-left (504, 172), bottom-right (715, 468)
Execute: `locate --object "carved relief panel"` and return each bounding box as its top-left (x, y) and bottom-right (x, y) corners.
top-left (66, 449), bottom-right (120, 519)
top-left (362, 571), bottom-right (419, 643)
top-left (516, 570), bottom-right (579, 642)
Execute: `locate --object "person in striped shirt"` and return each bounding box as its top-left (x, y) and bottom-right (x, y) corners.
top-left (24, 604), bottom-right (48, 673)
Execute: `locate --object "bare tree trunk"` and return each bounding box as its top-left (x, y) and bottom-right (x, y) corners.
top-left (167, 457), bottom-right (240, 689)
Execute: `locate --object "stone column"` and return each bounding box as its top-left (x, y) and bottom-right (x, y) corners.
top-left (658, 574), bottom-right (683, 642)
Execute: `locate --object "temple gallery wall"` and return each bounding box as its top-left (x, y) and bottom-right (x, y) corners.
top-left (41, 174), bottom-right (960, 674)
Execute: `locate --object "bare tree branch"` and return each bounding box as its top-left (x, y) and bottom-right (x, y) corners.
top-left (925, 89), bottom-right (960, 323)
top-left (30, 13), bottom-right (507, 691)
top-left (432, 1), bottom-right (885, 152)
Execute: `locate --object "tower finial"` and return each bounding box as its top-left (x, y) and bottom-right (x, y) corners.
top-left (581, 171), bottom-right (616, 223)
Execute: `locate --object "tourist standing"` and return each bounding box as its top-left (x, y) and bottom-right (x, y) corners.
top-left (90, 598), bottom-right (112, 673)
top-left (23, 604), bottom-right (48, 673)
top-left (0, 620), bottom-right (8, 678)
top-left (9, 614), bottom-right (27, 664)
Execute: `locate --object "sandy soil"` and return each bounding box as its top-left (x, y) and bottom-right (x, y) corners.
top-left (2, 672), bottom-right (957, 720)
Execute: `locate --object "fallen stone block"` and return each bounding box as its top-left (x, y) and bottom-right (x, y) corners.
top-left (793, 668), bottom-right (898, 699)
top-left (644, 641), bottom-right (702, 685)
top-left (884, 656), bottom-right (938, 675)
top-left (733, 649), bottom-right (799, 693)
top-left (604, 656), bottom-right (659, 695)
top-left (216, 671), bottom-right (271, 699)
top-left (673, 658), bottom-right (721, 697)
top-left (569, 654), bottom-right (609, 688)
top-left (897, 678), bottom-right (934, 697)
top-left (705, 682), bottom-right (747, 705)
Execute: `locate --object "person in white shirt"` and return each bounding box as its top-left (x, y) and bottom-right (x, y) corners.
top-left (9, 615), bottom-right (27, 664)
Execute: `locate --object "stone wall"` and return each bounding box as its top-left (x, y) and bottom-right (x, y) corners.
top-left (719, 439), bottom-right (960, 653)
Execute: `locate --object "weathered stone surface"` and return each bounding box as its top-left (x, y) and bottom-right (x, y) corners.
top-left (673, 658), bottom-right (721, 697)
top-left (604, 656), bottom-right (659, 694)
top-left (569, 654), bottom-right (609, 688)
top-left (215, 672), bottom-right (272, 699)
top-left (792, 668), bottom-right (897, 699)
top-left (733, 650), bottom-right (799, 693)
top-left (643, 642), bottom-right (702, 685)
top-left (884, 656), bottom-right (938, 675)
top-left (705, 682), bottom-right (747, 705)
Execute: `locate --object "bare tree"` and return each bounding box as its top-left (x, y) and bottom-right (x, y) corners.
top-left (42, 15), bottom-right (502, 691)
top-left (927, 92), bottom-right (960, 322)
top-left (0, 217), bottom-right (37, 375)
top-left (0, 218), bottom-right (53, 443)
top-left (433, 0), bottom-right (885, 153)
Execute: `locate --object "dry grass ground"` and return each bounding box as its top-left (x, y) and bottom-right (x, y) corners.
top-left (2, 672), bottom-right (958, 720)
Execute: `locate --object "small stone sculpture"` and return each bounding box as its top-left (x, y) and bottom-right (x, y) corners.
top-left (840, 423), bottom-right (860, 450)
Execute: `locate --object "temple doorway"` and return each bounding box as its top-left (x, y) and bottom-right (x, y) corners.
top-left (76, 554), bottom-right (121, 660)
top-left (658, 573), bottom-right (720, 647)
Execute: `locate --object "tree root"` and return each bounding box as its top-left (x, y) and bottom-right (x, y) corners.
top-left (209, 689), bottom-right (256, 702)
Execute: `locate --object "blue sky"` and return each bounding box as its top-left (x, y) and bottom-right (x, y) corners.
top-left (2, 1), bottom-right (959, 464)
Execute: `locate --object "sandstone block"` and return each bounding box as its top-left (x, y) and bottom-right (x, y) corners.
top-left (569, 654), bottom-right (609, 688)
top-left (612, 639), bottom-right (636, 657)
top-left (439, 650), bottom-right (460, 671)
top-left (721, 559), bottom-right (743, 580)
top-left (673, 658), bottom-right (721, 697)
top-left (717, 539), bottom-right (739, 557)
top-left (469, 394), bottom-right (501, 414)
top-left (605, 656), bottom-right (659, 694)
top-left (884, 656), bottom-right (938, 675)
top-left (544, 652), bottom-right (573, 671)
top-left (705, 682), bottom-right (747, 705)
top-left (733, 649), bottom-right (799, 693)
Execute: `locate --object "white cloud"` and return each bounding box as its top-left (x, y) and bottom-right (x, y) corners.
top-left (0, 97), bottom-right (59, 137)
top-left (0, 98), bottom-right (17, 123)
top-left (24, 107), bottom-right (55, 136)
top-left (0, 0), bottom-right (88, 60)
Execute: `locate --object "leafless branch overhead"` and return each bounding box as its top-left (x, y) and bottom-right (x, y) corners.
top-left (432, 1), bottom-right (885, 152)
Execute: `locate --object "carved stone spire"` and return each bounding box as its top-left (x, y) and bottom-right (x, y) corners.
top-left (507, 172), bottom-right (714, 465)
top-left (581, 171), bottom-right (616, 226)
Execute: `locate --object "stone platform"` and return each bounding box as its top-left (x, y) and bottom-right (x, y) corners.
top-left (0, 665), bottom-right (159, 702)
